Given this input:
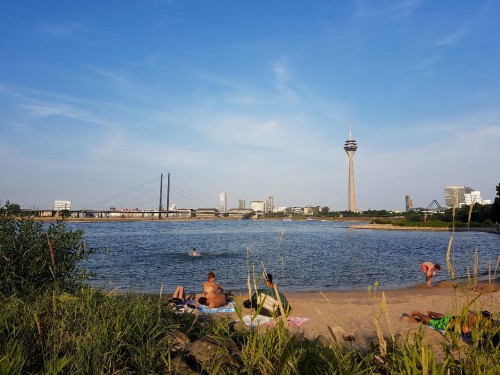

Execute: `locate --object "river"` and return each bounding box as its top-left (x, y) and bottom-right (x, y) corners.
top-left (71, 220), bottom-right (499, 294)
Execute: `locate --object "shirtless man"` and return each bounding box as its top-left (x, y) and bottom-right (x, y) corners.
top-left (408, 309), bottom-right (493, 337)
top-left (421, 261), bottom-right (441, 286)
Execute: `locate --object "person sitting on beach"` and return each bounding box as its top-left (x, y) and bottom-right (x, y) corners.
top-left (243, 272), bottom-right (291, 316)
top-left (203, 271), bottom-right (224, 297)
top-left (198, 271), bottom-right (227, 308)
top-left (408, 309), bottom-right (498, 345)
top-left (421, 261), bottom-right (441, 286)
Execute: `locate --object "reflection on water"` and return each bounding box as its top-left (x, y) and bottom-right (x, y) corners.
top-left (72, 220), bottom-right (499, 294)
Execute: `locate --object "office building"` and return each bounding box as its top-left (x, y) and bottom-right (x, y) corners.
top-left (219, 191), bottom-right (227, 213)
top-left (238, 199), bottom-right (246, 209)
top-left (444, 186), bottom-right (473, 207)
top-left (250, 201), bottom-right (265, 212)
top-left (265, 195), bottom-right (274, 213)
top-left (405, 195), bottom-right (413, 212)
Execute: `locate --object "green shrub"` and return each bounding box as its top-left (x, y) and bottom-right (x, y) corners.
top-left (0, 204), bottom-right (92, 298)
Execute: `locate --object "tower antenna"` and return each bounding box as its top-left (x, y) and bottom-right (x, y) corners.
top-left (344, 125), bottom-right (358, 212)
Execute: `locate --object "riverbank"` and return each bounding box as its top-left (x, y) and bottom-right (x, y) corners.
top-left (352, 222), bottom-right (500, 234)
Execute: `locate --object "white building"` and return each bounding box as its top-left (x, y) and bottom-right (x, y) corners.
top-left (250, 200), bottom-right (265, 212)
top-left (219, 191), bottom-right (227, 213)
top-left (463, 191), bottom-right (491, 206)
top-left (53, 200), bottom-right (71, 211)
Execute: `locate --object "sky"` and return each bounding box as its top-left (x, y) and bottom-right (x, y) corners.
top-left (1, 0), bottom-right (499, 212)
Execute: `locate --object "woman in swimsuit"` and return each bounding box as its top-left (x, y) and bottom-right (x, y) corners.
top-left (200, 271), bottom-right (227, 308)
top-left (203, 271), bottom-right (223, 297)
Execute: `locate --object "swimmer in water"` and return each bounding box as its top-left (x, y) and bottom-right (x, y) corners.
top-left (190, 247), bottom-right (200, 256)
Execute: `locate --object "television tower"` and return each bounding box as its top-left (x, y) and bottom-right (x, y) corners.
top-left (344, 125), bottom-right (358, 212)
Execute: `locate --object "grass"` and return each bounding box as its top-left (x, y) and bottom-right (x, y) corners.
top-left (0, 285), bottom-right (499, 374)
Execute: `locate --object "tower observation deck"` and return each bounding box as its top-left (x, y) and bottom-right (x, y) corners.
top-left (344, 126), bottom-right (358, 212)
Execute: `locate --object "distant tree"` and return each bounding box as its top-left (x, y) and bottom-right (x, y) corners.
top-left (491, 182), bottom-right (500, 223)
top-left (61, 209), bottom-right (71, 218)
top-left (3, 201), bottom-right (21, 216)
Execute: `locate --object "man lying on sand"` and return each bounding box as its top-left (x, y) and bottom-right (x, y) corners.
top-left (407, 309), bottom-right (499, 346)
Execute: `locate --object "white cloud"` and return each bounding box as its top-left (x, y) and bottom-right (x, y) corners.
top-left (272, 59), bottom-right (298, 102)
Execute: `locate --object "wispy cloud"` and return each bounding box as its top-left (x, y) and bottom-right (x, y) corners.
top-left (436, 24), bottom-right (469, 46)
top-left (40, 22), bottom-right (88, 38)
top-left (354, 0), bottom-right (423, 18)
top-left (272, 59), bottom-right (298, 101)
top-left (0, 84), bottom-right (118, 128)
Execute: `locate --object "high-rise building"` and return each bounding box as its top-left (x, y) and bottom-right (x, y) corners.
top-left (265, 195), bottom-right (274, 213)
top-left (405, 195), bottom-right (413, 211)
top-left (344, 125), bottom-right (358, 212)
top-left (444, 186), bottom-right (473, 207)
top-left (219, 191), bottom-right (227, 213)
top-left (238, 199), bottom-right (246, 209)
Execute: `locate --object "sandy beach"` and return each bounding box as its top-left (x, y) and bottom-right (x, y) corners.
top-left (230, 280), bottom-right (499, 352)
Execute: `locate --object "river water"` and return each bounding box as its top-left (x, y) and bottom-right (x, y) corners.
top-left (72, 220), bottom-right (499, 294)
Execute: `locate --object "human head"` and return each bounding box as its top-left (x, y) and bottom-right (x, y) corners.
top-left (198, 297), bottom-right (207, 305)
top-left (264, 273), bottom-right (273, 286)
top-left (207, 271), bottom-right (215, 281)
top-left (434, 264), bottom-right (441, 271)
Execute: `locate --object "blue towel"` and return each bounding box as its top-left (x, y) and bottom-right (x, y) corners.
top-left (198, 302), bottom-right (236, 314)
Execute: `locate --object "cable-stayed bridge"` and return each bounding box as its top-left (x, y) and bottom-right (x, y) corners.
top-left (83, 173), bottom-right (218, 212)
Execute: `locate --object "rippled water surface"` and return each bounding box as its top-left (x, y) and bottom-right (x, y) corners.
top-left (72, 220), bottom-right (499, 294)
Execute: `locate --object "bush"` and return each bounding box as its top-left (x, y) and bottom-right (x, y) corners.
top-left (0, 204), bottom-right (92, 298)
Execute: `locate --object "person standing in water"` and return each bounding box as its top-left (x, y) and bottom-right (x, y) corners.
top-left (421, 261), bottom-right (441, 286)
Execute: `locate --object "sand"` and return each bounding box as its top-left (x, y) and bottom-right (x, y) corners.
top-left (233, 281), bottom-right (499, 350)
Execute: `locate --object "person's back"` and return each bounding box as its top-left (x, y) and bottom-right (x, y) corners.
top-left (248, 273), bottom-right (291, 316)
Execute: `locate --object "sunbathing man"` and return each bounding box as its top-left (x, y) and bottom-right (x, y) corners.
top-left (408, 309), bottom-right (494, 339)
top-left (421, 261), bottom-right (441, 286)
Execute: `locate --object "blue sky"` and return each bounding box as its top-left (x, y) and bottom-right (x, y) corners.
top-left (1, 0), bottom-right (499, 211)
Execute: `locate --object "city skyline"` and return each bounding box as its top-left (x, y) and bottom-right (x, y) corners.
top-left (1, 1), bottom-right (499, 211)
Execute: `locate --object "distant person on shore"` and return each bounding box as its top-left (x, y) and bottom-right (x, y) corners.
top-left (421, 261), bottom-right (441, 286)
top-left (190, 247), bottom-right (200, 256)
top-left (199, 271), bottom-right (227, 308)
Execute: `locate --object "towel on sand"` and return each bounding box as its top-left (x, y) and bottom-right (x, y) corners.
top-left (198, 302), bottom-right (236, 314)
